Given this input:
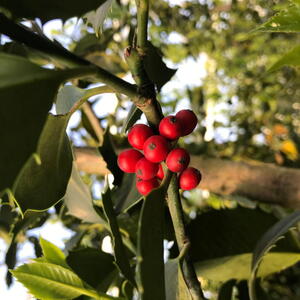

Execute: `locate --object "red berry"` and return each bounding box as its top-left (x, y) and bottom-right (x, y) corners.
top-left (156, 164), bottom-right (164, 180)
top-left (166, 148), bottom-right (190, 173)
top-left (136, 178), bottom-right (160, 195)
top-left (136, 157), bottom-right (159, 180)
top-left (159, 116), bottom-right (182, 140)
top-left (128, 124), bottom-right (154, 150)
top-left (143, 135), bottom-right (169, 163)
top-left (175, 109), bottom-right (197, 136)
top-left (179, 167), bottom-right (202, 190)
top-left (117, 149), bottom-right (143, 173)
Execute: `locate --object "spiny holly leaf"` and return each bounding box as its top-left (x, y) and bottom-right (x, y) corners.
top-left (98, 129), bottom-right (123, 186)
top-left (249, 210), bottom-right (300, 300)
top-left (40, 237), bottom-right (68, 268)
top-left (67, 248), bottom-right (116, 292)
top-left (102, 186), bottom-right (136, 287)
top-left (0, 53), bottom-right (73, 195)
top-left (267, 45), bottom-right (300, 73)
top-left (11, 262), bottom-right (112, 299)
top-left (143, 42), bottom-right (177, 91)
top-left (255, 2), bottom-right (300, 32)
top-left (13, 114), bottom-right (73, 213)
top-left (136, 186), bottom-right (166, 300)
top-left (0, 0), bottom-right (107, 23)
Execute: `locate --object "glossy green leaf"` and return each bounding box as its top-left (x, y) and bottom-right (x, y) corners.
top-left (188, 207), bottom-right (298, 262)
top-left (249, 210), bottom-right (300, 300)
top-left (143, 42), bottom-right (177, 91)
top-left (195, 252), bottom-right (300, 282)
top-left (102, 186), bottom-right (136, 287)
top-left (136, 186), bottom-right (166, 300)
top-left (255, 3), bottom-right (300, 32)
top-left (0, 53), bottom-right (71, 194)
top-left (267, 45), bottom-right (300, 72)
top-left (99, 129), bottom-right (123, 186)
top-left (40, 237), bottom-right (68, 268)
top-left (66, 248), bottom-right (116, 292)
top-left (165, 247), bottom-right (193, 300)
top-left (0, 0), bottom-right (107, 22)
top-left (64, 163), bottom-right (104, 224)
top-left (121, 105), bottom-right (142, 134)
top-left (13, 114), bottom-right (73, 213)
top-left (11, 261), bottom-right (113, 299)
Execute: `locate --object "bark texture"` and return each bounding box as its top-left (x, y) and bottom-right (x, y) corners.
top-left (74, 147), bottom-right (300, 209)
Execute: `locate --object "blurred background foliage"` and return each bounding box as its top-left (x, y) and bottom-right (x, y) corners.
top-left (1, 0), bottom-right (300, 299)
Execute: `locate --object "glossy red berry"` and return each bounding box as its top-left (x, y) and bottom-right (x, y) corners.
top-left (175, 109), bottom-right (197, 136)
top-left (156, 164), bottom-right (164, 180)
top-left (136, 178), bottom-right (160, 195)
top-left (135, 157), bottom-right (159, 180)
top-left (117, 149), bottom-right (143, 173)
top-left (159, 116), bottom-right (182, 140)
top-left (143, 135), bottom-right (169, 163)
top-left (179, 167), bottom-right (202, 190)
top-left (128, 124), bottom-right (154, 150)
top-left (166, 148), bottom-right (190, 173)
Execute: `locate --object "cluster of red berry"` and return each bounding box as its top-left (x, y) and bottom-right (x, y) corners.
top-left (117, 110), bottom-right (202, 195)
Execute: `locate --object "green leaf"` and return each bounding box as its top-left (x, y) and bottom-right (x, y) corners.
top-left (64, 163), bottom-right (104, 224)
top-left (143, 42), bottom-right (177, 91)
top-left (66, 248), bottom-right (116, 292)
top-left (255, 3), bottom-right (300, 32)
top-left (13, 114), bottom-right (73, 213)
top-left (249, 210), bottom-right (300, 300)
top-left (217, 280), bottom-right (236, 300)
top-left (56, 85), bottom-right (86, 115)
top-left (0, 0), bottom-right (107, 22)
top-left (121, 105), bottom-right (142, 134)
top-left (0, 53), bottom-right (72, 194)
top-left (11, 262), bottom-right (113, 300)
top-left (136, 186), bottom-right (166, 300)
top-left (112, 173), bottom-right (142, 213)
top-left (99, 129), bottom-right (123, 186)
top-left (267, 45), bottom-right (300, 72)
top-left (40, 237), bottom-right (68, 268)
top-left (84, 0), bottom-right (114, 36)
top-left (195, 252), bottom-right (300, 282)
top-left (188, 207), bottom-right (298, 262)
top-left (165, 245), bottom-right (193, 300)
top-left (102, 186), bottom-right (136, 287)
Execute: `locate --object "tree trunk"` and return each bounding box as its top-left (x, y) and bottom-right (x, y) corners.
top-left (74, 147), bottom-right (300, 209)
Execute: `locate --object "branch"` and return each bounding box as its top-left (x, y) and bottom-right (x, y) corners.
top-left (167, 176), bottom-right (204, 300)
top-left (73, 147), bottom-right (300, 209)
top-left (136, 0), bottom-right (149, 49)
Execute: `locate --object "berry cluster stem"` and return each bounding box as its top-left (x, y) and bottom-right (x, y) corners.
top-left (167, 176), bottom-right (204, 300)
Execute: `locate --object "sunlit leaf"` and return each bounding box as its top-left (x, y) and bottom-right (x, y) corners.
top-left (40, 237), bottom-right (68, 268)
